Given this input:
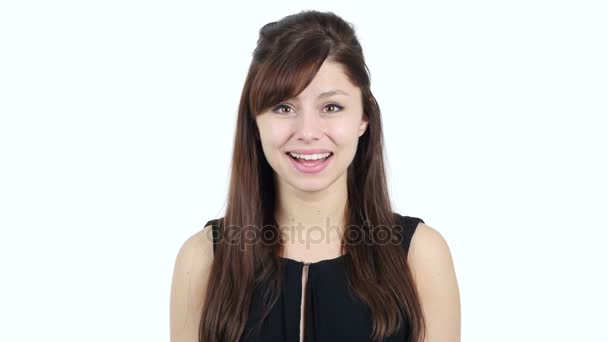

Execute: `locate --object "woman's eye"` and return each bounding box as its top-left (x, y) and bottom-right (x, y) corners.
top-left (272, 104), bottom-right (293, 114)
top-left (271, 103), bottom-right (343, 114)
top-left (325, 103), bottom-right (343, 113)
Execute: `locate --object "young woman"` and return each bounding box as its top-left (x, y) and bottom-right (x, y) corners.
top-left (170, 10), bottom-right (460, 342)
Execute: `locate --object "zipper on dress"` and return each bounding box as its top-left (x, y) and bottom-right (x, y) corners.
top-left (300, 261), bottom-right (311, 342)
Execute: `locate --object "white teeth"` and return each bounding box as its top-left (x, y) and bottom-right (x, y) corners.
top-left (288, 152), bottom-right (332, 160)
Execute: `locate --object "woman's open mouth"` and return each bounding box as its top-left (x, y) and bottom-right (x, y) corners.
top-left (286, 151), bottom-right (333, 174)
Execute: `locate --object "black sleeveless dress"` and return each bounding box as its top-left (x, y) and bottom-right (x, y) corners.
top-left (205, 213), bottom-right (425, 342)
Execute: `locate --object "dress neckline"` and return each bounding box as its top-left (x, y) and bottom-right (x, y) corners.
top-left (279, 254), bottom-right (347, 267)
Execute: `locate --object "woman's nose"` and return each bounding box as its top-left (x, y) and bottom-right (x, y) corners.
top-left (294, 110), bottom-right (323, 142)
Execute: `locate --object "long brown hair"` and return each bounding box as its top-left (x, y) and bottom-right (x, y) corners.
top-left (199, 10), bottom-right (426, 342)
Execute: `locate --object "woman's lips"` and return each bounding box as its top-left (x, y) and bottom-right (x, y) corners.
top-left (286, 152), bottom-right (333, 174)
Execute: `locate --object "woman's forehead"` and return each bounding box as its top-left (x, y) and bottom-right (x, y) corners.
top-left (287, 62), bottom-right (360, 101)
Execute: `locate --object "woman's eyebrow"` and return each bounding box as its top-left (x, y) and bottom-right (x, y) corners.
top-left (287, 89), bottom-right (350, 103)
top-left (318, 89), bottom-right (350, 98)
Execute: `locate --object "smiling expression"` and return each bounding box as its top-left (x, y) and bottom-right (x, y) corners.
top-left (255, 60), bottom-right (369, 192)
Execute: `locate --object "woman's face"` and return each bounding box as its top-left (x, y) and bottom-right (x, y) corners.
top-left (255, 60), bottom-right (368, 193)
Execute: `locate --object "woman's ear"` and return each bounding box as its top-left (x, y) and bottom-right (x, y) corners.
top-left (359, 113), bottom-right (369, 137)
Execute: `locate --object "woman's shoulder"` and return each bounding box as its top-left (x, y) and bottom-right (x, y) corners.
top-left (405, 215), bottom-right (451, 266)
top-left (171, 221), bottom-right (216, 293)
top-left (179, 221), bottom-right (216, 261)
top-left (405, 216), bottom-right (458, 299)
top-left (405, 218), bottom-right (461, 339)
top-left (169, 222), bottom-right (216, 340)
top-left (392, 212), bottom-right (454, 266)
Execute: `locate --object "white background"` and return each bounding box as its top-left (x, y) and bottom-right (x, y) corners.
top-left (1, 1), bottom-right (606, 341)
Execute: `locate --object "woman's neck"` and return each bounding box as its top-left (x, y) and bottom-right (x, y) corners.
top-left (274, 176), bottom-right (349, 237)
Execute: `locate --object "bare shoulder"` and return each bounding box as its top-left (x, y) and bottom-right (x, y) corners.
top-left (408, 222), bottom-right (461, 342)
top-left (408, 222), bottom-right (453, 272)
top-left (177, 224), bottom-right (215, 264)
top-left (172, 224), bottom-right (215, 283)
top-left (170, 224), bottom-right (215, 342)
